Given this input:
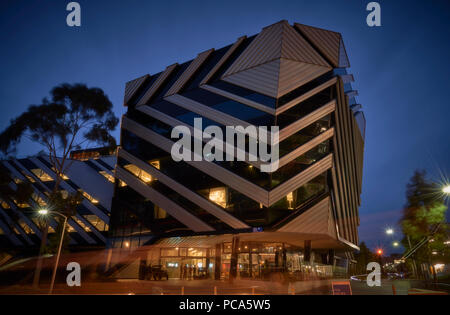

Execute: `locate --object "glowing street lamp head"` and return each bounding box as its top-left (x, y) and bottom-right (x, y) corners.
top-left (443, 185), bottom-right (450, 195)
top-left (393, 242), bottom-right (399, 247)
top-left (377, 249), bottom-right (383, 255)
top-left (386, 228), bottom-right (394, 235)
top-left (38, 209), bottom-right (49, 215)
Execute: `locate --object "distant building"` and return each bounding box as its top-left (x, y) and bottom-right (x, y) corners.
top-left (0, 149), bottom-right (116, 249)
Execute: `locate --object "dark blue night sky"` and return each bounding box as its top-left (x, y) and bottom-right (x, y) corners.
top-left (1, 0), bottom-right (449, 253)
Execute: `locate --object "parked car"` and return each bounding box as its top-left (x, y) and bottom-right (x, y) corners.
top-left (146, 265), bottom-right (169, 281)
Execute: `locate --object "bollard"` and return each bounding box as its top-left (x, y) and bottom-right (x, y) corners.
top-left (181, 286), bottom-right (184, 295)
top-left (214, 286), bottom-right (217, 295)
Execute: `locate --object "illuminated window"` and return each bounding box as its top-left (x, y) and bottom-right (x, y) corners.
top-left (0, 199), bottom-right (10, 209)
top-left (209, 187), bottom-right (227, 208)
top-left (287, 192), bottom-right (294, 209)
top-left (78, 189), bottom-right (99, 204)
top-left (31, 169), bottom-right (53, 182)
top-left (32, 193), bottom-right (47, 207)
top-left (18, 220), bottom-right (34, 234)
top-left (99, 171), bottom-right (115, 183)
top-left (154, 206), bottom-right (167, 219)
top-left (21, 171), bottom-right (36, 183)
top-left (13, 199), bottom-right (30, 208)
top-left (52, 168), bottom-right (69, 180)
top-left (124, 164), bottom-right (153, 183)
top-left (66, 223), bottom-right (76, 233)
top-left (72, 216), bottom-right (91, 232)
top-left (118, 179), bottom-right (127, 187)
top-left (150, 160), bottom-right (160, 170)
top-left (83, 215), bottom-right (108, 231)
top-left (13, 178), bottom-right (23, 184)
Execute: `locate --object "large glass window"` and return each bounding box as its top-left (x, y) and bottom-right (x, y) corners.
top-left (125, 112), bottom-right (332, 189)
top-left (277, 71), bottom-right (334, 107)
top-left (78, 189), bottom-right (99, 204)
top-left (120, 130), bottom-right (331, 227)
top-left (182, 88), bottom-right (275, 125)
top-left (276, 85), bottom-right (336, 129)
top-left (278, 115), bottom-right (331, 157)
top-left (210, 80), bottom-right (277, 108)
top-left (83, 214), bottom-right (108, 231)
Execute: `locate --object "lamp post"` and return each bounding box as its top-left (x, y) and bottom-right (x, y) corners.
top-left (443, 185), bottom-right (450, 195)
top-left (38, 209), bottom-right (68, 294)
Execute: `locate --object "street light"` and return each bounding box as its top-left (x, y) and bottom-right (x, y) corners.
top-left (376, 249), bottom-right (383, 256)
top-left (443, 185), bottom-right (450, 195)
top-left (393, 242), bottom-right (399, 247)
top-left (386, 228), bottom-right (394, 235)
top-left (38, 209), bottom-right (68, 294)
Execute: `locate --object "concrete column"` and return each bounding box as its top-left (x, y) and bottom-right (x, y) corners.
top-left (205, 248), bottom-right (211, 278)
top-left (327, 249), bottom-right (335, 265)
top-left (214, 243), bottom-right (221, 280)
top-left (304, 240), bottom-right (312, 264)
top-left (248, 250), bottom-right (253, 277)
top-left (229, 236), bottom-right (240, 282)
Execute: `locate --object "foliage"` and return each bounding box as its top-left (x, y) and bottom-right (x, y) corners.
top-left (0, 83), bottom-right (118, 257)
top-left (400, 170), bottom-right (449, 268)
top-left (0, 83), bottom-right (118, 190)
top-left (44, 191), bottom-right (82, 254)
top-left (355, 242), bottom-right (374, 274)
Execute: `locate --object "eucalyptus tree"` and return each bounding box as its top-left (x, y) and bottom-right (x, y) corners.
top-left (0, 83), bottom-right (119, 286)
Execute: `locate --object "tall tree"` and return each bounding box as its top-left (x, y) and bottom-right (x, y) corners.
top-left (0, 83), bottom-right (119, 286)
top-left (400, 170), bottom-right (448, 279)
top-left (355, 242), bottom-right (374, 275)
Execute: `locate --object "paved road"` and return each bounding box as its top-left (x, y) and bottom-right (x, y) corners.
top-left (2, 278), bottom-right (444, 295)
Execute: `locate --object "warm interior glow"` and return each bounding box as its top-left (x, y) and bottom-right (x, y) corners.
top-left (99, 171), bottom-right (115, 183)
top-left (0, 199), bottom-right (11, 209)
top-left (32, 193), bottom-right (47, 207)
top-left (150, 160), bottom-right (160, 170)
top-left (286, 192), bottom-right (294, 209)
top-left (209, 187), bottom-right (227, 208)
top-left (434, 264), bottom-right (445, 273)
top-left (78, 189), bottom-right (99, 204)
top-left (31, 169), bottom-right (54, 182)
top-left (52, 167), bottom-right (69, 180)
top-left (124, 164), bottom-right (153, 183)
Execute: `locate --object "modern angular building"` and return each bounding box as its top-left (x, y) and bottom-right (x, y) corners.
top-left (0, 148), bottom-right (115, 250)
top-left (109, 20), bottom-right (365, 279)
